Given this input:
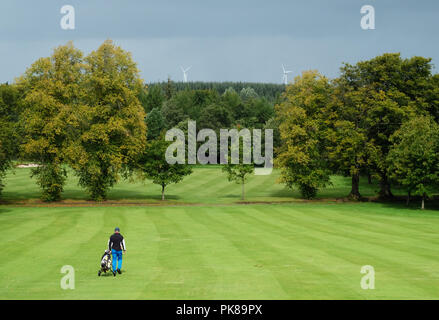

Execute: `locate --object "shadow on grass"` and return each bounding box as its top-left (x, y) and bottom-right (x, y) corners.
top-left (126, 194), bottom-right (181, 201)
top-left (62, 189), bottom-right (149, 201)
top-left (0, 207), bottom-right (12, 215)
top-left (269, 189), bottom-right (296, 198)
top-left (57, 189), bottom-right (182, 202)
top-left (98, 271), bottom-right (113, 277)
top-left (375, 197), bottom-right (439, 211)
top-left (223, 194), bottom-right (242, 199)
top-left (267, 176), bottom-right (418, 201)
top-left (98, 269), bottom-right (127, 277)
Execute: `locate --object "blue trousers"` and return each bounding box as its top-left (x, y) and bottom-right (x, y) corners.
top-left (111, 249), bottom-right (123, 271)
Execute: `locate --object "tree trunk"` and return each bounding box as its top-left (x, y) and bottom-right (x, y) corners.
top-left (378, 174), bottom-right (393, 199)
top-left (161, 184), bottom-right (165, 201)
top-left (422, 193), bottom-right (426, 210)
top-left (348, 173), bottom-right (361, 200)
top-left (406, 191), bottom-right (411, 206)
top-left (241, 179), bottom-right (245, 200)
top-left (386, 183), bottom-right (394, 197)
top-left (368, 173), bottom-right (372, 185)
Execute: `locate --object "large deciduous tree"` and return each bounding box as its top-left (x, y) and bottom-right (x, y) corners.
top-left (67, 40), bottom-right (147, 201)
top-left (387, 116), bottom-right (439, 209)
top-left (324, 81), bottom-right (379, 200)
top-left (276, 71), bottom-right (331, 199)
top-left (0, 84), bottom-right (19, 196)
top-left (17, 42), bottom-right (83, 201)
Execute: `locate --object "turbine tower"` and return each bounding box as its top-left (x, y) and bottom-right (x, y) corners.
top-left (282, 64), bottom-right (292, 85)
top-left (181, 66), bottom-right (192, 83)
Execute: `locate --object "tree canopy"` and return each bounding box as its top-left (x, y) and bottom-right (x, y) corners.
top-left (16, 40), bottom-right (147, 201)
top-left (16, 42), bottom-right (83, 201)
top-left (138, 138), bottom-right (192, 200)
top-left (387, 116), bottom-right (439, 209)
top-left (276, 54), bottom-right (439, 201)
top-left (0, 84), bottom-right (19, 196)
top-left (276, 71), bottom-right (332, 199)
top-left (66, 40), bottom-right (147, 201)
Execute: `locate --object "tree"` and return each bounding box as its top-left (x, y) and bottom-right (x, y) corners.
top-left (222, 87), bottom-right (242, 108)
top-left (339, 54), bottom-right (434, 198)
top-left (222, 145), bottom-right (254, 201)
top-left (276, 71), bottom-right (331, 199)
top-left (138, 139), bottom-right (192, 200)
top-left (164, 77), bottom-right (175, 100)
top-left (264, 117), bottom-right (281, 155)
top-left (139, 84), bottom-right (164, 112)
top-left (222, 87), bottom-right (243, 119)
top-left (252, 98), bottom-right (275, 127)
top-left (146, 107), bottom-right (165, 140)
top-left (240, 87), bottom-right (258, 101)
top-left (222, 163), bottom-right (253, 201)
top-left (198, 103), bottom-right (233, 130)
top-left (387, 116), bottom-right (439, 209)
top-left (16, 42), bottom-right (83, 201)
top-left (153, 81), bottom-right (285, 102)
top-left (67, 40), bottom-right (147, 201)
top-left (324, 81), bottom-right (378, 200)
top-left (161, 91), bottom-right (193, 128)
top-left (0, 140), bottom-right (8, 196)
top-left (0, 84), bottom-right (19, 196)
top-left (161, 89), bottom-right (219, 129)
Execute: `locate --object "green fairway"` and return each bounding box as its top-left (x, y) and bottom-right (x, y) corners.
top-left (1, 166), bottom-right (394, 204)
top-left (2, 0), bottom-right (439, 305)
top-left (1, 203), bottom-right (439, 300)
top-left (1, 166), bottom-right (438, 300)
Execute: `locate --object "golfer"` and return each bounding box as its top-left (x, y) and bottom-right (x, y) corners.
top-left (108, 227), bottom-right (126, 276)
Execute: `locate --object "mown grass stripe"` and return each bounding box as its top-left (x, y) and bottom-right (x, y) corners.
top-left (252, 206), bottom-right (439, 298)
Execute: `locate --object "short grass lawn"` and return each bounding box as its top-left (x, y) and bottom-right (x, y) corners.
top-left (1, 203), bottom-right (438, 299)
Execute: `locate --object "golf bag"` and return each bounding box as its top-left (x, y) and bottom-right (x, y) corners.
top-left (98, 250), bottom-right (112, 276)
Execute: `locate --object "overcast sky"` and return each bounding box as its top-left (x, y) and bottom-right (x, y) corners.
top-left (1, 0), bottom-right (438, 83)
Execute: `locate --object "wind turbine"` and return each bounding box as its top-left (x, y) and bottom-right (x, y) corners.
top-left (181, 66), bottom-right (192, 83)
top-left (282, 64), bottom-right (292, 85)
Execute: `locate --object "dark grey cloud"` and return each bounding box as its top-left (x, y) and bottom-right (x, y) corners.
top-left (1, 0), bottom-right (438, 83)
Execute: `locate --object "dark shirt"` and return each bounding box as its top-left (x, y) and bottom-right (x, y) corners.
top-left (108, 233), bottom-right (126, 251)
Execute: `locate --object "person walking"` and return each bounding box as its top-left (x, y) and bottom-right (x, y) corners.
top-left (108, 227), bottom-right (126, 276)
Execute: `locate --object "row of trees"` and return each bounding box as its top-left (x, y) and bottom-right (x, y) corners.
top-left (276, 54), bottom-right (439, 208)
top-left (149, 81), bottom-right (285, 102)
top-left (139, 82), bottom-right (277, 201)
top-left (1, 45), bottom-right (438, 206)
top-left (140, 80), bottom-right (281, 169)
top-left (0, 41), bottom-right (260, 202)
top-left (0, 41), bottom-right (196, 202)
top-left (141, 83), bottom-right (277, 136)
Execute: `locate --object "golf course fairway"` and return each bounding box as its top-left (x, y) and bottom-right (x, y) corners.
top-left (1, 203), bottom-right (438, 300)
